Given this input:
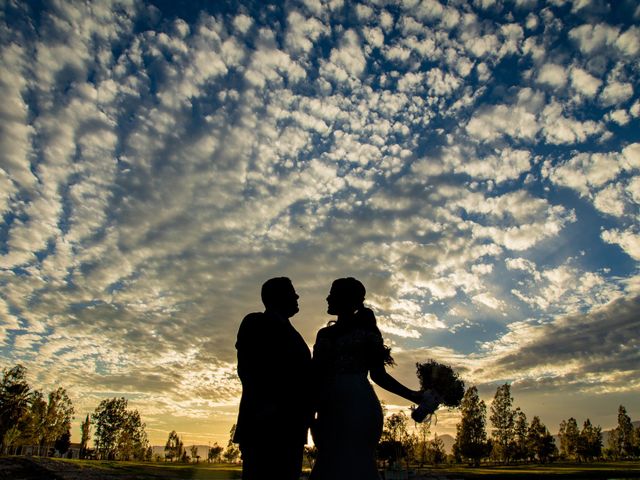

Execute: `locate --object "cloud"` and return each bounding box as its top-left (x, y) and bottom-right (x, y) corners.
top-left (490, 295), bottom-right (640, 390)
top-left (1, 0), bottom-right (639, 444)
top-left (600, 81), bottom-right (634, 107)
top-left (285, 10), bottom-right (328, 54)
top-left (466, 104), bottom-right (539, 142)
top-left (537, 63), bottom-right (568, 89)
top-left (569, 23), bottom-right (619, 54)
top-left (320, 29), bottom-right (366, 83)
top-left (547, 151), bottom-right (621, 196)
top-left (570, 66), bottom-right (602, 97)
top-left (449, 147), bottom-right (532, 184)
top-left (601, 229), bottom-right (640, 261)
top-left (593, 183), bottom-right (627, 216)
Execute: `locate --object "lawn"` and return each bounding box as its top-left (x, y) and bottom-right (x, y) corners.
top-left (0, 457), bottom-right (244, 479)
top-left (423, 461), bottom-right (640, 478)
top-left (2, 457), bottom-right (640, 479)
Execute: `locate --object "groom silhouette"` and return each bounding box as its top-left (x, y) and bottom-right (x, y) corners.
top-left (233, 277), bottom-right (312, 480)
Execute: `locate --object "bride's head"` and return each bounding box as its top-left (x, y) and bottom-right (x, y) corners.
top-left (327, 277), bottom-right (365, 315)
top-left (327, 277), bottom-right (376, 327)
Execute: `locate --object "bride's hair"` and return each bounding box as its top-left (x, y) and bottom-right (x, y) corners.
top-left (331, 277), bottom-right (377, 329)
top-left (330, 277), bottom-right (394, 366)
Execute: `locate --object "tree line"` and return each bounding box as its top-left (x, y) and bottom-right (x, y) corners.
top-left (0, 365), bottom-right (149, 460)
top-left (2, 365), bottom-right (639, 466)
top-left (452, 384), bottom-right (640, 466)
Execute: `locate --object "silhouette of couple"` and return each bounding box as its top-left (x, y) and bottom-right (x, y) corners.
top-left (233, 277), bottom-right (424, 480)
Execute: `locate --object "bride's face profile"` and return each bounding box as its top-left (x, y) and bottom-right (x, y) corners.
top-left (326, 285), bottom-right (355, 316)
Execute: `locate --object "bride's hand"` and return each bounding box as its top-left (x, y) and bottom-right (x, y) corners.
top-left (410, 390), bottom-right (424, 404)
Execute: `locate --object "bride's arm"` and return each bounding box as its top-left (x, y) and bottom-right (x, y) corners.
top-left (370, 365), bottom-right (423, 404)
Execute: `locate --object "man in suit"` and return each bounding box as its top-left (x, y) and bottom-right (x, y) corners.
top-left (233, 277), bottom-right (312, 480)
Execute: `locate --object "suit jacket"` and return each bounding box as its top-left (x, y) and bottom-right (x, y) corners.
top-left (233, 310), bottom-right (312, 447)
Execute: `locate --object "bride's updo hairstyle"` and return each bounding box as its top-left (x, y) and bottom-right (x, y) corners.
top-left (329, 277), bottom-right (394, 366)
top-left (331, 277), bottom-right (376, 330)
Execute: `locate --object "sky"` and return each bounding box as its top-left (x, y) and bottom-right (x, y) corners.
top-left (1, 0), bottom-right (639, 447)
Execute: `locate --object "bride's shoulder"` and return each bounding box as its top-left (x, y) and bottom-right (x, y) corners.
top-left (315, 322), bottom-right (337, 338)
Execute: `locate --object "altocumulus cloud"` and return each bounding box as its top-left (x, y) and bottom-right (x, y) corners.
top-left (0, 0), bottom-right (639, 442)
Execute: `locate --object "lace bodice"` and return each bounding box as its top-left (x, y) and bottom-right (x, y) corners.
top-left (313, 323), bottom-right (391, 376)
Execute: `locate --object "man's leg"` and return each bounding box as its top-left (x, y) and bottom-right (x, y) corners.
top-left (239, 443), bottom-right (268, 480)
top-left (280, 442), bottom-right (304, 480)
top-left (240, 441), bottom-right (304, 480)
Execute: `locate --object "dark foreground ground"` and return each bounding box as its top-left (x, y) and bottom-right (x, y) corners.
top-left (1, 457), bottom-right (639, 480)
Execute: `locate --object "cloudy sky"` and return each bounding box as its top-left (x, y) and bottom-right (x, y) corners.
top-left (1, 0), bottom-right (639, 446)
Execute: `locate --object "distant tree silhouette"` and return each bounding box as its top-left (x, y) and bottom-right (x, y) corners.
top-left (0, 365), bottom-right (31, 451)
top-left (16, 390), bottom-right (46, 454)
top-left (426, 435), bottom-right (447, 464)
top-left (54, 429), bottom-right (71, 456)
top-left (412, 416), bottom-right (431, 466)
top-left (223, 444), bottom-right (240, 463)
top-left (378, 412), bottom-right (411, 468)
top-left (208, 443), bottom-right (223, 463)
top-left (80, 414), bottom-right (91, 459)
top-left (526, 416), bottom-right (556, 463)
top-left (490, 383), bottom-right (515, 463)
top-left (558, 417), bottom-right (579, 459)
top-left (608, 405), bottom-right (635, 458)
top-left (42, 388), bottom-right (74, 456)
top-left (223, 424), bottom-right (240, 463)
top-left (576, 419), bottom-right (602, 461)
top-left (190, 444), bottom-right (200, 462)
top-left (453, 386), bottom-right (490, 467)
top-left (512, 408), bottom-right (528, 462)
top-left (165, 430), bottom-right (184, 462)
top-left (92, 397), bottom-right (148, 460)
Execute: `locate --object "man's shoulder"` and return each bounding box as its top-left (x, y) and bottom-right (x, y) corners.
top-left (238, 312), bottom-right (267, 332)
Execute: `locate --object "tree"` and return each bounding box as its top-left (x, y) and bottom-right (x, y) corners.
top-left (54, 429), bottom-right (71, 457)
top-left (0, 365), bottom-right (31, 451)
top-left (223, 424), bottom-right (240, 463)
top-left (453, 386), bottom-right (490, 466)
top-left (42, 388), bottom-right (75, 456)
top-left (80, 415), bottom-right (91, 459)
top-left (527, 416), bottom-right (556, 463)
top-left (116, 409), bottom-right (148, 461)
top-left (412, 418), bottom-right (431, 466)
top-left (208, 443), bottom-right (223, 463)
top-left (512, 408), bottom-right (528, 462)
top-left (426, 435), bottom-right (447, 464)
top-left (92, 397), bottom-right (148, 460)
top-left (190, 444), bottom-right (200, 463)
top-left (19, 390), bottom-right (47, 454)
top-left (222, 444), bottom-right (240, 463)
top-left (378, 412), bottom-right (411, 468)
top-left (165, 430), bottom-right (184, 462)
top-left (2, 425), bottom-right (23, 455)
top-left (558, 417), bottom-right (579, 460)
top-left (576, 419), bottom-right (601, 461)
top-left (611, 405), bottom-right (634, 458)
top-left (490, 384), bottom-right (515, 463)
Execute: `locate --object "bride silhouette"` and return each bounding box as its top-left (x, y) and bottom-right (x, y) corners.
top-left (309, 278), bottom-right (423, 480)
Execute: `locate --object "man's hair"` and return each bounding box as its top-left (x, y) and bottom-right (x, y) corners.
top-left (261, 277), bottom-right (293, 309)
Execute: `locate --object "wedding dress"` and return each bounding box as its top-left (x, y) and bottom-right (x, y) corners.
top-left (309, 323), bottom-right (389, 480)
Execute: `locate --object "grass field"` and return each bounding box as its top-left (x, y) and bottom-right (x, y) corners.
top-left (424, 461), bottom-right (640, 479)
top-left (2, 457), bottom-right (640, 479)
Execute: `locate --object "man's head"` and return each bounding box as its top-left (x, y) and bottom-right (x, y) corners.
top-left (261, 277), bottom-right (299, 318)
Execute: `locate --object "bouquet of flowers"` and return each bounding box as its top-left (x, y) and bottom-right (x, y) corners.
top-left (411, 360), bottom-right (465, 422)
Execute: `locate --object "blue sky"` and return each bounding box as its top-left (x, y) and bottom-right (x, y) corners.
top-left (1, 0), bottom-right (639, 445)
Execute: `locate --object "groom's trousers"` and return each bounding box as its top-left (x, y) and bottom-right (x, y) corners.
top-left (240, 440), bottom-right (304, 480)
